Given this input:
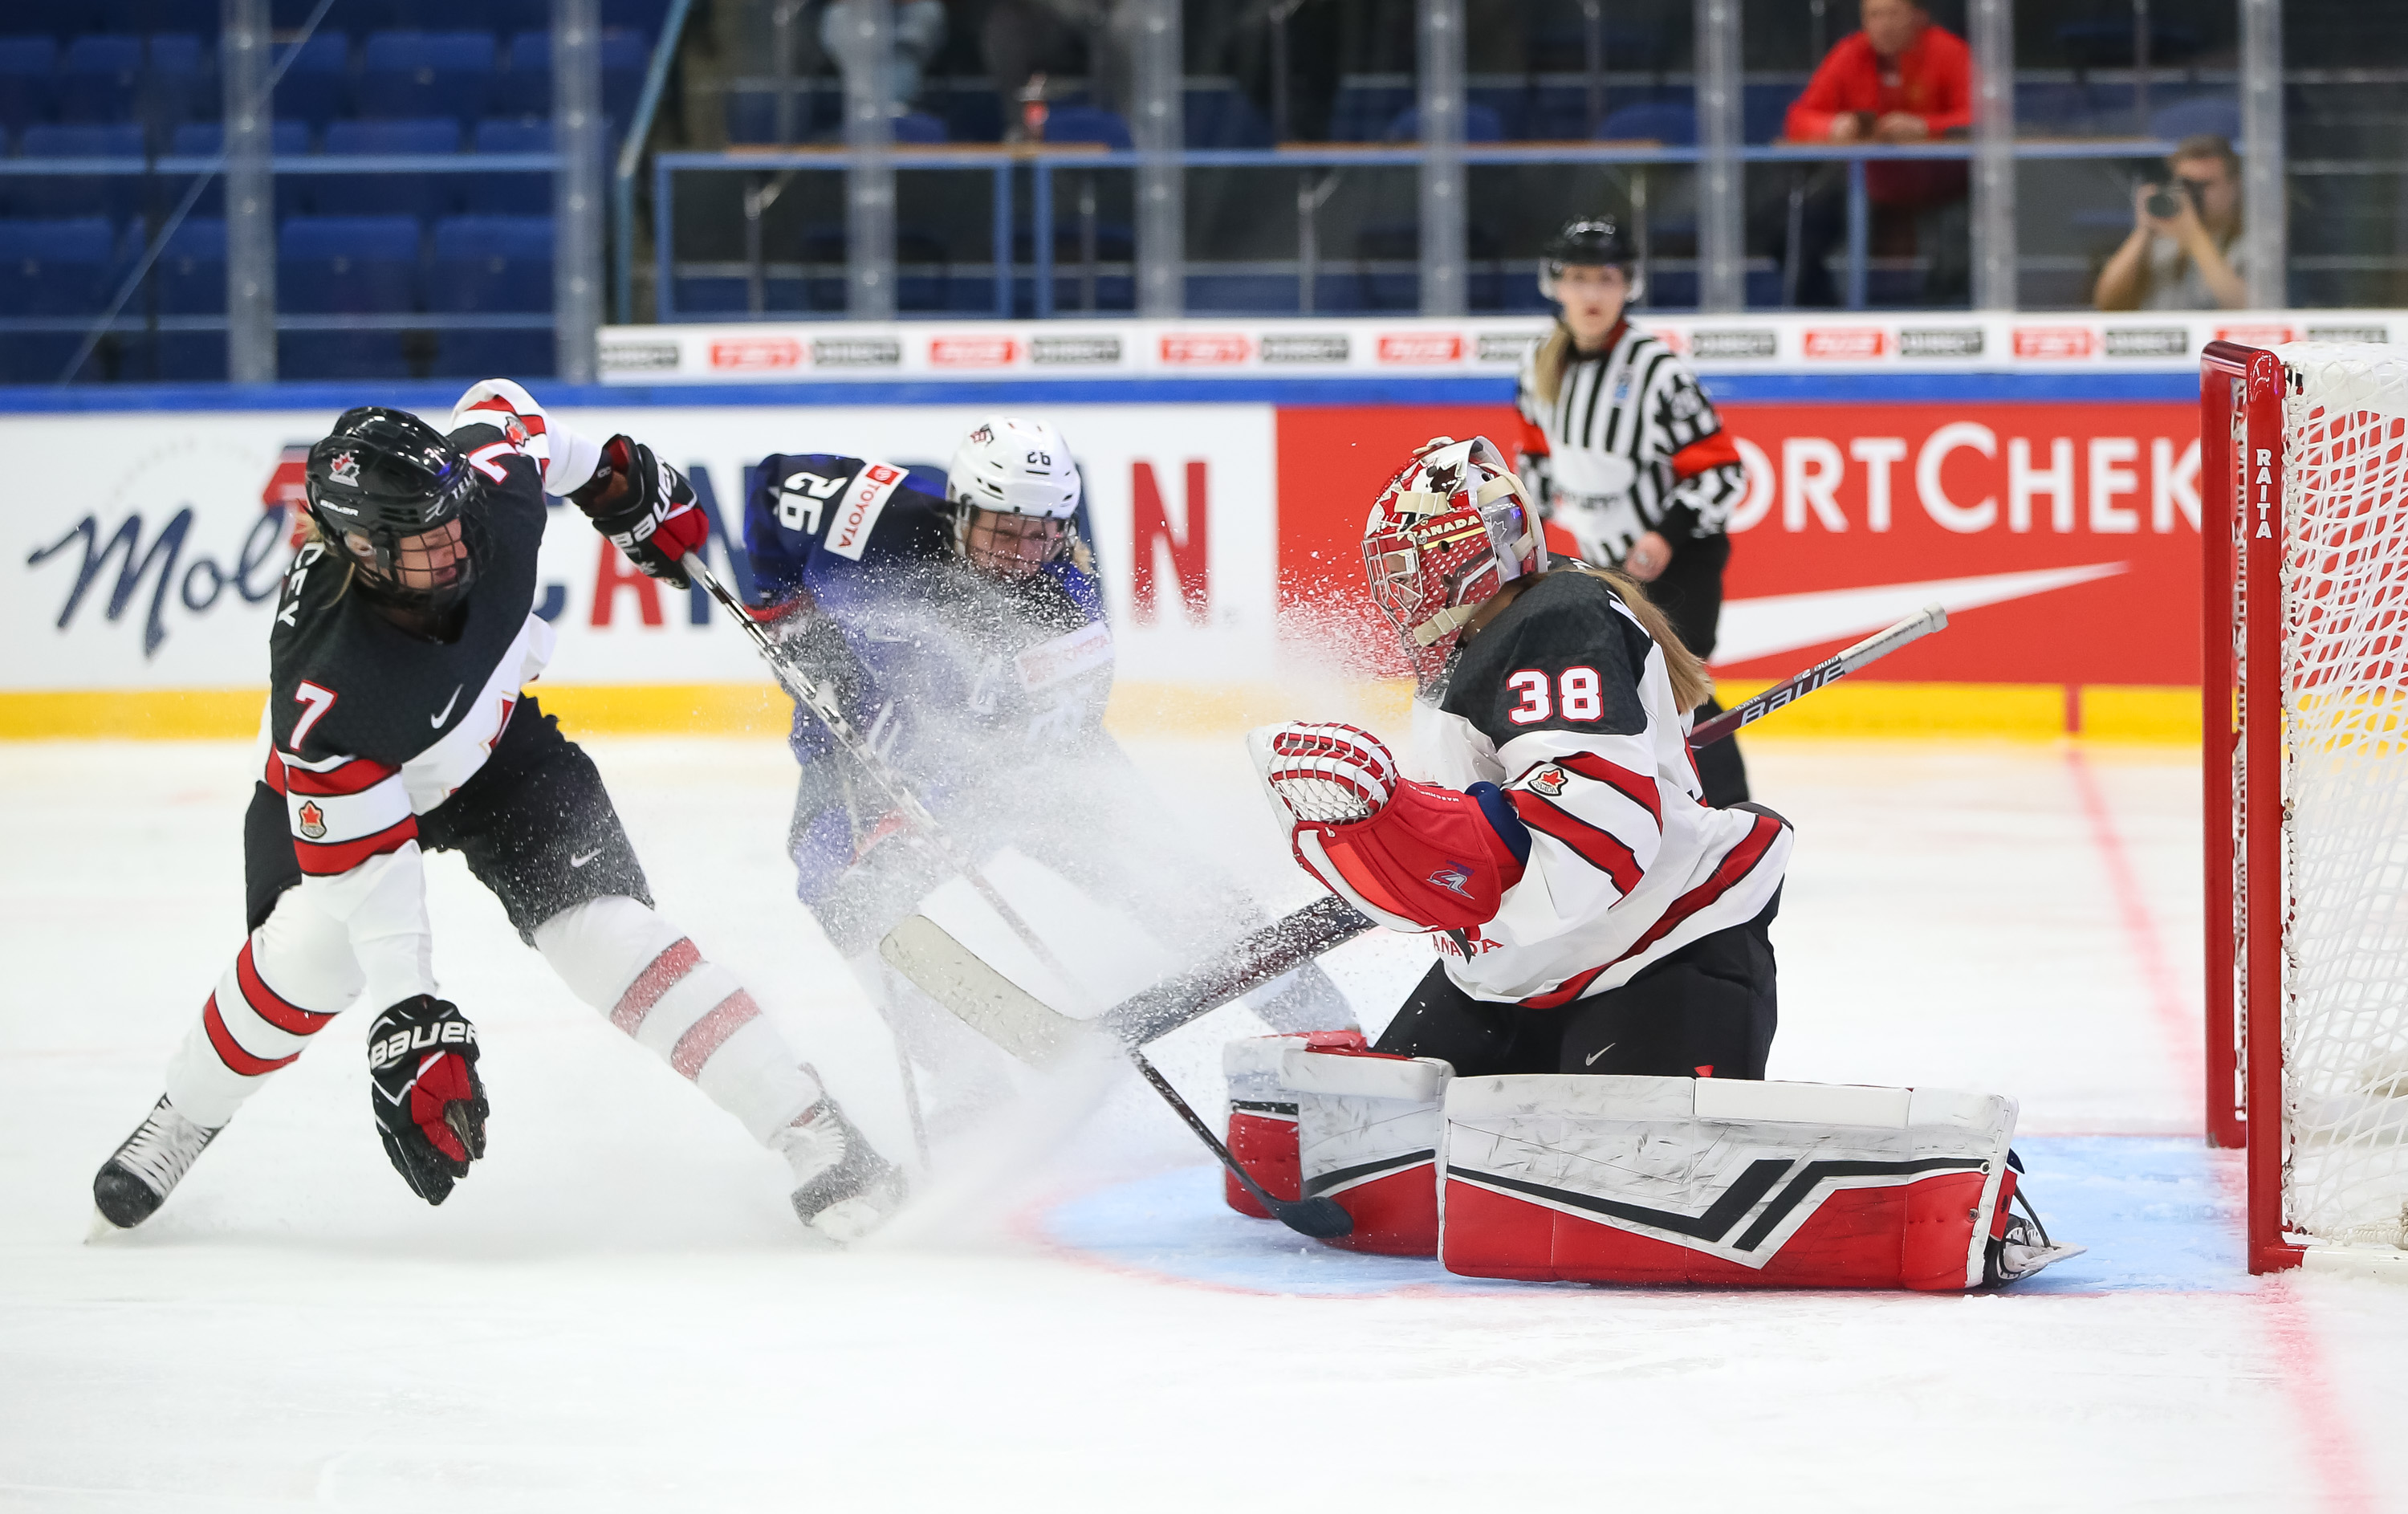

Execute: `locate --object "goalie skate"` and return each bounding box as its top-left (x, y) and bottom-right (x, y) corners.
top-left (92, 1096), bottom-right (219, 1231)
top-left (779, 1097), bottom-right (908, 1243)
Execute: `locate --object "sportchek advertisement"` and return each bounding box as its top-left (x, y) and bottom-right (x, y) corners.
top-left (9, 392), bottom-right (2203, 702)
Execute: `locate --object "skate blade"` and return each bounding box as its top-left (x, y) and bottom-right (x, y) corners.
top-left (86, 1208), bottom-right (132, 1243)
top-left (806, 1190), bottom-right (905, 1247)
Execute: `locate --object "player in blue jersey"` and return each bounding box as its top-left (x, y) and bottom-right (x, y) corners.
top-left (741, 417), bottom-right (1351, 1089)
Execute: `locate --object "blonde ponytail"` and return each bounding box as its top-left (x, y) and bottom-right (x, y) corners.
top-left (1530, 325), bottom-right (1573, 407)
top-left (1557, 562), bottom-right (1712, 714)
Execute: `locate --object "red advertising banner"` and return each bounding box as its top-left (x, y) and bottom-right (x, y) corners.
top-left (1275, 401), bottom-right (2202, 687)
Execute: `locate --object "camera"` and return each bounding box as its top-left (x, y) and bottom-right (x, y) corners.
top-left (2144, 180), bottom-right (2200, 221)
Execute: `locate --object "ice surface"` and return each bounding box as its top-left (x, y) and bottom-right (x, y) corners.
top-left (6, 735), bottom-right (2408, 1512)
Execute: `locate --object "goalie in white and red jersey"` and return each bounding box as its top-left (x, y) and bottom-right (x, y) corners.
top-left (1251, 435), bottom-right (1789, 1080)
top-left (89, 382), bottom-right (906, 1243)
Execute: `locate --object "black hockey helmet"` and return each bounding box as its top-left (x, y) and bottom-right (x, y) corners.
top-left (305, 406), bottom-right (482, 616)
top-left (1540, 216), bottom-right (1642, 302)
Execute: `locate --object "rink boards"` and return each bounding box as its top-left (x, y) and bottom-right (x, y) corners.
top-left (1, 370), bottom-right (2217, 740)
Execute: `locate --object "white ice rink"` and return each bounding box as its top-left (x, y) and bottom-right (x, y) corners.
top-left (5, 731), bottom-right (2406, 1512)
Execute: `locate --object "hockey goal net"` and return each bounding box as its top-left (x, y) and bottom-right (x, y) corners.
top-left (2205, 340), bottom-right (2408, 1275)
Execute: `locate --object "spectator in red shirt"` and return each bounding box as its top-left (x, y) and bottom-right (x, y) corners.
top-left (1777, 0), bottom-right (1976, 305)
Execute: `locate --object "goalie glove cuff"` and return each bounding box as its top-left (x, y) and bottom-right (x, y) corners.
top-left (1293, 779), bottom-right (1527, 934)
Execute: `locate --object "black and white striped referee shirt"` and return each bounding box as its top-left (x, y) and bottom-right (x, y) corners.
top-left (1513, 320), bottom-right (1750, 567)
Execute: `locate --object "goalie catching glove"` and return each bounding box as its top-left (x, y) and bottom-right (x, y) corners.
top-left (368, 995), bottom-right (489, 1206)
top-left (1248, 721), bottom-right (1528, 934)
top-left (572, 434), bottom-right (710, 587)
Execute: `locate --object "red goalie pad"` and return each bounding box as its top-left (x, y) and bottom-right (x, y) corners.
top-left (1222, 1032), bottom-right (1449, 1256)
top-left (1297, 780), bottom-right (1526, 934)
top-left (1439, 1075), bottom-right (2023, 1292)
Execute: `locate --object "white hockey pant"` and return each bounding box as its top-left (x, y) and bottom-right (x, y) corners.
top-left (163, 890), bottom-right (824, 1145)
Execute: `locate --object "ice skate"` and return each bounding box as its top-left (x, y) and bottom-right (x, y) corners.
top-left (779, 1097), bottom-right (908, 1243)
top-left (92, 1096), bottom-right (220, 1231)
top-left (1985, 1201), bottom-right (2085, 1285)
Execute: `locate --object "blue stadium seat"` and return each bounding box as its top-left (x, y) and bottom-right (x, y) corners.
top-left (319, 116), bottom-right (463, 218)
top-left (1042, 104), bottom-right (1130, 149)
top-left (1328, 77), bottom-right (1413, 142)
top-left (1184, 84), bottom-right (1271, 149)
top-left (495, 31), bottom-right (549, 116)
top-left (497, 31), bottom-right (649, 121)
top-left (0, 217), bottom-right (118, 315)
top-left (269, 33), bottom-right (350, 130)
top-left (59, 35), bottom-right (144, 124)
top-left (279, 213), bottom-right (421, 311)
top-left (359, 31), bottom-right (494, 123)
top-left (165, 118), bottom-right (307, 215)
top-left (1598, 100), bottom-right (1696, 145)
top-left (143, 34), bottom-right (208, 125)
top-left (0, 39), bottom-right (56, 133)
top-left (1384, 103), bottom-right (1505, 142)
top-left (1743, 81), bottom-right (1799, 144)
top-left (891, 109), bottom-right (946, 144)
top-left (466, 116), bottom-right (548, 214)
top-left (601, 0), bottom-right (667, 39)
top-left (13, 123), bottom-right (144, 219)
top-left (430, 212), bottom-right (549, 310)
top-left (1465, 88), bottom-right (1528, 140)
top-left (146, 211), bottom-right (221, 312)
top-left (2154, 96), bottom-right (2241, 145)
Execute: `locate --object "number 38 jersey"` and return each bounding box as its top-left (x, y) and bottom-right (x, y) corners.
top-left (259, 379), bottom-right (604, 1011)
top-left (1410, 569), bottom-right (1791, 1006)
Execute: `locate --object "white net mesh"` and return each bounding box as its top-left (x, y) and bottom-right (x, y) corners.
top-left (2276, 344), bottom-right (2408, 1247)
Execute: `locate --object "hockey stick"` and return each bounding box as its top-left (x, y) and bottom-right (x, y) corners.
top-left (1688, 602), bottom-right (1950, 748)
top-left (883, 603), bottom-right (1958, 1060)
top-left (687, 551), bottom-right (1301, 1208)
top-left (687, 550), bottom-right (1093, 1164)
top-left (877, 915), bottom-right (1354, 1239)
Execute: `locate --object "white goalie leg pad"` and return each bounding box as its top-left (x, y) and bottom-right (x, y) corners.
top-left (1286, 1046), bottom-right (1451, 1257)
top-left (164, 888), bottom-right (363, 1129)
top-left (535, 896), bottom-right (824, 1144)
top-left (1440, 1075), bottom-right (2034, 1290)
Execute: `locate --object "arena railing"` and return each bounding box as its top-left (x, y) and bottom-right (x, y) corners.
top-left (650, 136), bottom-right (2179, 323)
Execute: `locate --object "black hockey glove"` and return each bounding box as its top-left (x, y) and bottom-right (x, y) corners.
top-left (368, 995), bottom-right (489, 1206)
top-left (571, 434), bottom-right (708, 588)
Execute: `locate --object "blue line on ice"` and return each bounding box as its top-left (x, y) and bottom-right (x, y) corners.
top-left (1039, 1136), bottom-right (2249, 1296)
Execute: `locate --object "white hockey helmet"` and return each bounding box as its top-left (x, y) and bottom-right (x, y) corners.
top-left (946, 416), bottom-right (1082, 520)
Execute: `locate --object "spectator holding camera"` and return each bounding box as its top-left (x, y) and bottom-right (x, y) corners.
top-left (2094, 135), bottom-right (2249, 311)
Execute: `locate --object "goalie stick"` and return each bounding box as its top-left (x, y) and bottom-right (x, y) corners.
top-left (882, 603), bottom-right (1957, 1059)
top-left (877, 915), bottom-right (1354, 1239)
top-left (1688, 602), bottom-right (1949, 747)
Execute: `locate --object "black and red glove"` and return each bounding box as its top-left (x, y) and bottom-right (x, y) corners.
top-left (572, 434), bottom-right (709, 587)
top-left (368, 995), bottom-right (488, 1206)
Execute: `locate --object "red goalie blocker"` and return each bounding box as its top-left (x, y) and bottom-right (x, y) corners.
top-left (1222, 1033), bottom-right (1449, 1256)
top-left (1440, 1075), bottom-right (2026, 1291)
top-left (1295, 783), bottom-right (1526, 934)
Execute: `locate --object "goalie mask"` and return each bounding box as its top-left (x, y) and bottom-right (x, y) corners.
top-left (1362, 437), bottom-right (1546, 676)
top-left (305, 406), bottom-right (484, 617)
top-left (946, 415), bottom-right (1081, 581)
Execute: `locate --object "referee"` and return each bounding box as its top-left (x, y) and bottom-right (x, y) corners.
top-left (1515, 216), bottom-right (1752, 805)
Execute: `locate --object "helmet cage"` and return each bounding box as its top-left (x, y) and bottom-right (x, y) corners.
top-left (1361, 437), bottom-right (1545, 669)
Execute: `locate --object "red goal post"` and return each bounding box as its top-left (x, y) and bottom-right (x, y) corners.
top-left (2203, 339), bottom-right (2408, 1278)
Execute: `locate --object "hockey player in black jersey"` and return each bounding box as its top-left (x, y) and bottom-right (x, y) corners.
top-left (741, 417), bottom-right (1350, 1091)
top-left (92, 381), bottom-right (905, 1242)
top-left (1251, 436), bottom-right (1788, 1081)
top-left (1515, 217), bottom-right (1751, 806)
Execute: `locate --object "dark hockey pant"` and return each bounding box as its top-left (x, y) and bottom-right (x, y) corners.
top-left (1374, 890), bottom-right (1780, 1079)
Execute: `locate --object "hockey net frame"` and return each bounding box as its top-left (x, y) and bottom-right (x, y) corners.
top-left (2204, 340), bottom-right (2408, 1276)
